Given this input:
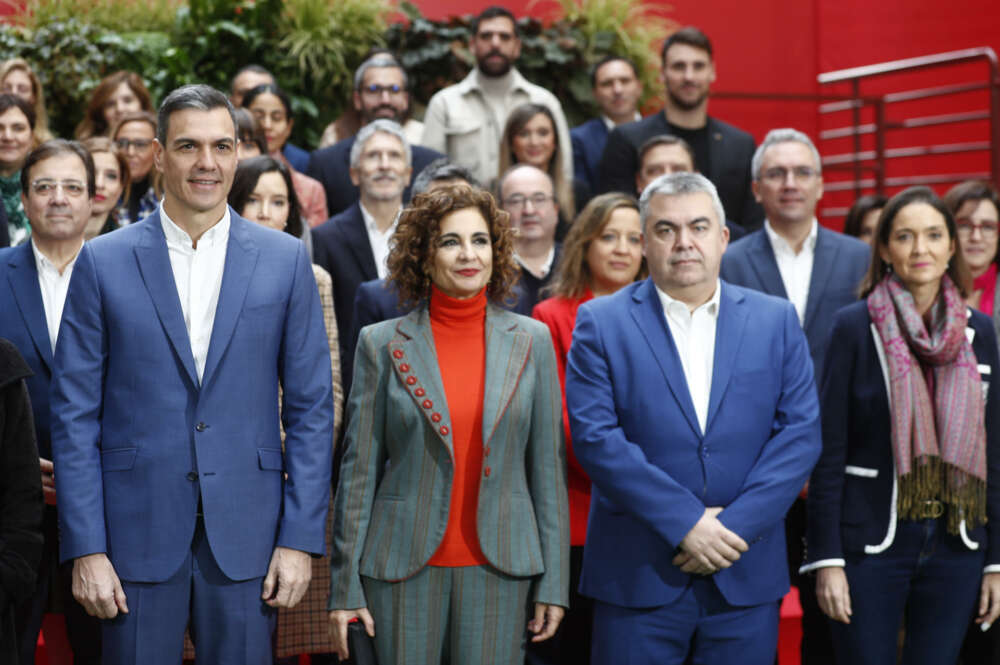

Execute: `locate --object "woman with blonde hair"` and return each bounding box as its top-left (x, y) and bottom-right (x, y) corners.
top-left (0, 58), bottom-right (52, 144)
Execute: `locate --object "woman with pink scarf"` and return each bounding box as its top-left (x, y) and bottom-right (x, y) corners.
top-left (801, 186), bottom-right (1000, 665)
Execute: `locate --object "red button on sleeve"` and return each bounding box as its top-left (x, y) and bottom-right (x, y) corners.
top-left (431, 412), bottom-right (442, 422)
top-left (393, 349), bottom-right (404, 359)
top-left (439, 426), bottom-right (450, 436)
top-left (422, 399), bottom-right (433, 409)
top-left (406, 376), bottom-right (417, 385)
top-left (399, 363), bottom-right (410, 373)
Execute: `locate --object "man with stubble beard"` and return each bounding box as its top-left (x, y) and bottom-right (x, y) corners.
top-left (421, 6), bottom-right (573, 186)
top-left (598, 27), bottom-right (763, 230)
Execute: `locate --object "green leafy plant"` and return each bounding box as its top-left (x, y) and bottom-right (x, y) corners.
top-left (6, 0), bottom-right (182, 33)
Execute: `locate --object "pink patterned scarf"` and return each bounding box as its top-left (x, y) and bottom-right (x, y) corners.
top-left (867, 273), bottom-right (987, 532)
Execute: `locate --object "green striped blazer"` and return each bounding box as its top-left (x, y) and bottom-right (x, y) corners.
top-left (328, 304), bottom-right (570, 610)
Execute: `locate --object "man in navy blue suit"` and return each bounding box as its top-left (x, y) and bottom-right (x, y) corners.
top-left (570, 56), bottom-right (642, 193)
top-left (307, 54), bottom-right (443, 216)
top-left (566, 172), bottom-right (821, 665)
top-left (50, 85), bottom-right (334, 664)
top-left (720, 127), bottom-right (869, 665)
top-left (1, 140), bottom-right (101, 664)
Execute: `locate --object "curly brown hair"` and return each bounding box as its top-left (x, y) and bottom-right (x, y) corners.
top-left (544, 192), bottom-right (646, 299)
top-left (387, 184), bottom-right (520, 306)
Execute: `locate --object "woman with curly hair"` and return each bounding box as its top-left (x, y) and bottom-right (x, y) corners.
top-left (328, 184), bottom-right (570, 665)
top-left (74, 71), bottom-right (153, 140)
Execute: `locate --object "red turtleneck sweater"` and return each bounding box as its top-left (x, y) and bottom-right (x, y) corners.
top-left (427, 285), bottom-right (489, 566)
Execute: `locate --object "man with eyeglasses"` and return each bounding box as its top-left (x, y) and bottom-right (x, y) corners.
top-left (498, 164), bottom-right (562, 314)
top-left (307, 53), bottom-right (443, 217)
top-left (421, 6), bottom-right (573, 186)
top-left (0, 139), bottom-right (103, 665)
top-left (720, 127), bottom-right (869, 665)
top-left (597, 27), bottom-right (763, 231)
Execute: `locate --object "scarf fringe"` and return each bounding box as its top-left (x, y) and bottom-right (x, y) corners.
top-left (898, 456), bottom-right (988, 533)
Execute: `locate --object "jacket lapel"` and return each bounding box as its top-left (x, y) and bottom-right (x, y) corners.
top-left (630, 279), bottom-right (702, 438)
top-left (803, 227), bottom-right (837, 333)
top-left (133, 215), bottom-right (198, 387)
top-left (343, 203), bottom-right (379, 281)
top-left (6, 242), bottom-right (53, 371)
top-left (706, 117), bottom-right (727, 184)
top-left (202, 214), bottom-right (258, 388)
top-left (482, 306), bottom-right (532, 447)
top-left (389, 309), bottom-right (454, 456)
top-left (705, 283), bottom-right (749, 431)
top-left (747, 230), bottom-right (788, 299)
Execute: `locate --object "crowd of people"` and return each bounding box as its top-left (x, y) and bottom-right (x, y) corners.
top-left (1, 5), bottom-right (999, 665)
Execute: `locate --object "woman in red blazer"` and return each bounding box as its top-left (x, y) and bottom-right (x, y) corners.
top-left (531, 191), bottom-right (645, 663)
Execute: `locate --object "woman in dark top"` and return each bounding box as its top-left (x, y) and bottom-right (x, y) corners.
top-left (111, 111), bottom-right (158, 226)
top-left (328, 184), bottom-right (569, 665)
top-left (804, 186), bottom-right (1000, 665)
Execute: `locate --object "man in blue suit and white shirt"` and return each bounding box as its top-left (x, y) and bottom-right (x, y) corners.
top-left (566, 172), bottom-right (821, 664)
top-left (719, 128), bottom-right (869, 665)
top-left (1, 139), bottom-right (101, 664)
top-left (50, 85), bottom-right (334, 664)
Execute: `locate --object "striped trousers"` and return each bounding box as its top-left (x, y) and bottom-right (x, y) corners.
top-left (363, 564), bottom-right (534, 665)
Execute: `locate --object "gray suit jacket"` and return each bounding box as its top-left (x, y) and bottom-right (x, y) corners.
top-left (329, 305), bottom-right (569, 609)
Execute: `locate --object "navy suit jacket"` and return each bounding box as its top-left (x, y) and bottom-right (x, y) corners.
top-left (598, 113), bottom-right (763, 229)
top-left (0, 242), bottom-right (52, 459)
top-left (805, 302), bottom-right (1000, 569)
top-left (306, 136), bottom-right (444, 217)
top-left (570, 118), bottom-right (609, 193)
top-left (566, 279), bottom-right (821, 607)
top-left (720, 227), bottom-right (870, 382)
top-left (50, 211), bottom-right (334, 583)
top-left (282, 142), bottom-right (310, 173)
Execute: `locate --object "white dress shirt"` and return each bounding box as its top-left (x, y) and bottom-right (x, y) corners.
top-left (514, 245), bottom-right (556, 279)
top-left (656, 281), bottom-right (722, 434)
top-left (32, 240), bottom-right (83, 354)
top-left (764, 219), bottom-right (818, 326)
top-left (360, 202), bottom-right (397, 280)
top-left (160, 204), bottom-right (230, 383)
top-left (601, 111), bottom-right (642, 131)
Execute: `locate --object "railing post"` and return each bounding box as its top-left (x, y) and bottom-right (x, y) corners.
top-left (875, 99), bottom-right (887, 195)
top-left (852, 79), bottom-right (862, 201)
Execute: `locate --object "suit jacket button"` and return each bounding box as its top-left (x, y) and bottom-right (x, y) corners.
top-left (399, 363), bottom-right (410, 373)
top-left (393, 349), bottom-right (404, 359)
top-left (431, 412), bottom-right (442, 422)
top-left (406, 376), bottom-right (417, 385)
top-left (440, 426), bottom-right (449, 436)
top-left (195, 422), bottom-right (207, 432)
top-left (186, 471), bottom-right (198, 481)
top-left (415, 388), bottom-right (425, 397)
top-left (484, 466), bottom-right (491, 477)
top-left (422, 399), bottom-right (433, 409)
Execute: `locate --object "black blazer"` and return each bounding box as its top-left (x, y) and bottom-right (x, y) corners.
top-left (0, 202), bottom-right (9, 248)
top-left (598, 113), bottom-right (763, 229)
top-left (804, 301), bottom-right (1000, 570)
top-left (306, 136), bottom-right (444, 217)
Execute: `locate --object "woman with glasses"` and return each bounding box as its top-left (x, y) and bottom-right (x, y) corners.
top-left (111, 111), bottom-right (158, 226)
top-left (498, 103), bottom-right (589, 238)
top-left (946, 181), bottom-right (1000, 333)
top-left (74, 71), bottom-right (153, 140)
top-left (243, 84), bottom-right (328, 229)
top-left (803, 186), bottom-right (1000, 665)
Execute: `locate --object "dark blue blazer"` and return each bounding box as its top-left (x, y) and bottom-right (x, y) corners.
top-left (51, 211), bottom-right (334, 583)
top-left (566, 279), bottom-right (821, 608)
top-left (570, 117), bottom-right (609, 193)
top-left (0, 242), bottom-right (52, 458)
top-left (805, 301), bottom-right (1000, 569)
top-left (306, 136), bottom-right (444, 217)
top-left (720, 227), bottom-right (870, 382)
top-left (312, 203), bottom-right (378, 383)
top-left (282, 142), bottom-right (310, 173)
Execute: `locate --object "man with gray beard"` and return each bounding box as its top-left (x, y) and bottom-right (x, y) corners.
top-left (312, 119), bottom-right (411, 390)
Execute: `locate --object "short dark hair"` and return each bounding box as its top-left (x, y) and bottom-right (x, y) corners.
top-left (590, 55), bottom-right (639, 88)
top-left (242, 83), bottom-right (293, 119)
top-left (943, 180), bottom-right (1000, 221)
top-left (660, 26), bottom-right (713, 64)
top-left (637, 134), bottom-right (696, 170)
top-left (472, 6), bottom-right (518, 36)
top-left (228, 155), bottom-right (304, 239)
top-left (20, 139), bottom-right (96, 198)
top-left (233, 108), bottom-right (268, 155)
top-left (412, 158), bottom-right (480, 196)
top-left (842, 194), bottom-right (887, 238)
top-left (859, 186), bottom-right (970, 297)
top-left (0, 93), bottom-right (36, 130)
top-left (230, 64), bottom-right (273, 92)
top-left (157, 85), bottom-right (237, 145)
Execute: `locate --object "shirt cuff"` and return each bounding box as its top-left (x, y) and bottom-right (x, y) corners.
top-left (983, 564), bottom-right (1000, 574)
top-left (798, 558), bottom-right (846, 575)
